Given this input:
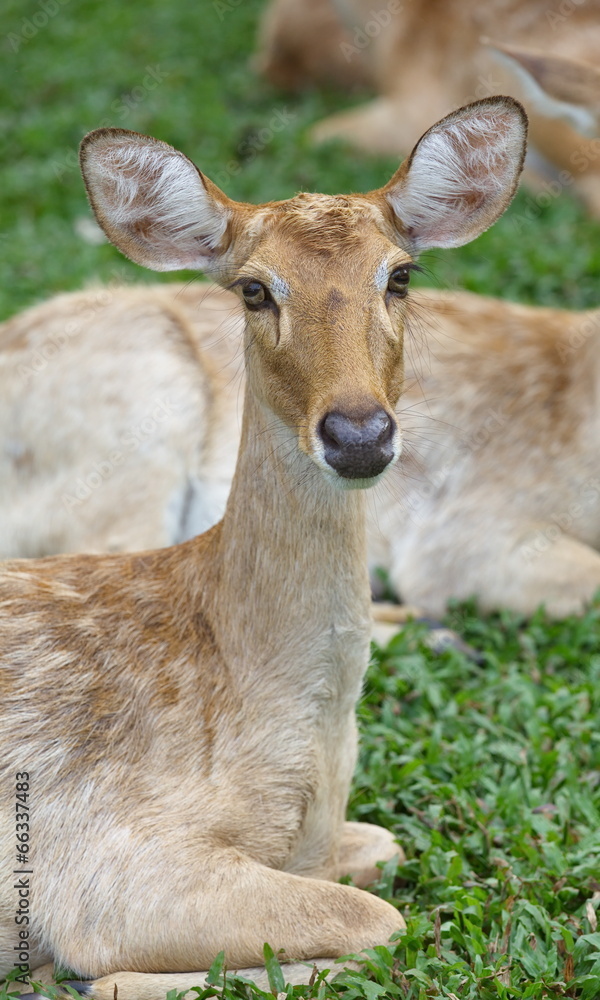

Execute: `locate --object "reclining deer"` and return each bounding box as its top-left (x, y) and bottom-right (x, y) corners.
top-left (7, 277), bottom-right (599, 622)
top-left (0, 98), bottom-right (526, 999)
top-left (258, 0), bottom-right (600, 216)
top-left (370, 289), bottom-right (600, 620)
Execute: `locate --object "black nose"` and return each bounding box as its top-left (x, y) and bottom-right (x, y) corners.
top-left (319, 407), bottom-right (397, 479)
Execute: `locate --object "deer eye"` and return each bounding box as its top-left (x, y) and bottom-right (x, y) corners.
top-left (387, 267), bottom-right (411, 297)
top-left (242, 281), bottom-right (272, 310)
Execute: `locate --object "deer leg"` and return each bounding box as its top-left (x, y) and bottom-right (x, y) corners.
top-left (513, 531), bottom-right (600, 617)
top-left (61, 959), bottom-right (360, 1000)
top-left (391, 515), bottom-right (600, 618)
top-left (371, 602), bottom-right (423, 623)
top-left (371, 601), bottom-right (421, 648)
top-left (49, 851), bottom-right (404, 998)
top-left (333, 821), bottom-right (405, 888)
top-left (311, 97), bottom-right (415, 156)
top-left (10, 963), bottom-right (55, 997)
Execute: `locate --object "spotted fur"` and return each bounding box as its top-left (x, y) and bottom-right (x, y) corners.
top-left (0, 100), bottom-right (525, 1000)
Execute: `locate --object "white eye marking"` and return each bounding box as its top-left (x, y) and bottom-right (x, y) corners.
top-left (374, 258), bottom-right (390, 292)
top-left (267, 270), bottom-right (291, 302)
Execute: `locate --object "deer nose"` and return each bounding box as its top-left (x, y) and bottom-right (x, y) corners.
top-left (319, 407), bottom-right (397, 479)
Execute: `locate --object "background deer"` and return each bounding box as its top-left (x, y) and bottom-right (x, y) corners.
top-left (0, 99), bottom-right (526, 1000)
top-left (6, 280), bottom-right (599, 621)
top-left (0, 282), bottom-right (243, 558)
top-left (257, 0), bottom-right (600, 217)
top-left (371, 289), bottom-right (600, 619)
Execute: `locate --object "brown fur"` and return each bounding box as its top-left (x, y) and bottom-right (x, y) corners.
top-left (0, 103), bottom-right (525, 999)
top-left (375, 289), bottom-right (600, 617)
top-left (258, 0), bottom-right (600, 216)
top-left (255, 0), bottom-right (375, 90)
top-left (0, 284), bottom-right (242, 556)
top-left (5, 281), bottom-right (597, 620)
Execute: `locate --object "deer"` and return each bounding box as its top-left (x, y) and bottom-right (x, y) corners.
top-left (6, 279), bottom-right (600, 623)
top-left (0, 281), bottom-right (244, 559)
top-left (369, 289), bottom-right (600, 620)
top-left (257, 0), bottom-right (600, 217)
top-left (0, 98), bottom-right (527, 1000)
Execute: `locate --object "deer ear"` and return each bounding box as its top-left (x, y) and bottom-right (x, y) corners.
top-left (381, 97), bottom-right (528, 251)
top-left (486, 40), bottom-right (600, 136)
top-left (80, 129), bottom-right (234, 272)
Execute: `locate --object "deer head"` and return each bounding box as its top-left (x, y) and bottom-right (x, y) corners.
top-left (80, 97), bottom-right (527, 487)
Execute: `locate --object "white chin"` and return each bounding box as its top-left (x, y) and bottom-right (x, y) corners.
top-left (323, 467), bottom-right (387, 491)
top-left (309, 438), bottom-right (402, 490)
top-left (308, 448), bottom-right (399, 490)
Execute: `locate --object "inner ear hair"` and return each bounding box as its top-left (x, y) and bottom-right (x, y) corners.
top-left (80, 128), bottom-right (233, 272)
top-left (382, 97), bottom-right (528, 252)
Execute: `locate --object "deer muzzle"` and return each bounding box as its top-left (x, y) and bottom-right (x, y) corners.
top-left (318, 407), bottom-right (398, 480)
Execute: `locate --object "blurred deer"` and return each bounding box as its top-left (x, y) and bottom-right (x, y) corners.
top-left (258, 0), bottom-right (600, 216)
top-left (0, 99), bottom-right (526, 1000)
top-left (371, 289), bottom-right (600, 619)
top-left (0, 282), bottom-right (243, 558)
top-left (7, 280), bottom-right (599, 621)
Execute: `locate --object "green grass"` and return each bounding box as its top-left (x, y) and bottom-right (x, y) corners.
top-left (1, 0), bottom-right (600, 997)
top-left (351, 609), bottom-right (600, 999)
top-left (2, 0), bottom-right (600, 318)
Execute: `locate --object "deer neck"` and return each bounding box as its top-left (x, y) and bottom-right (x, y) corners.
top-left (209, 385), bottom-right (372, 704)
